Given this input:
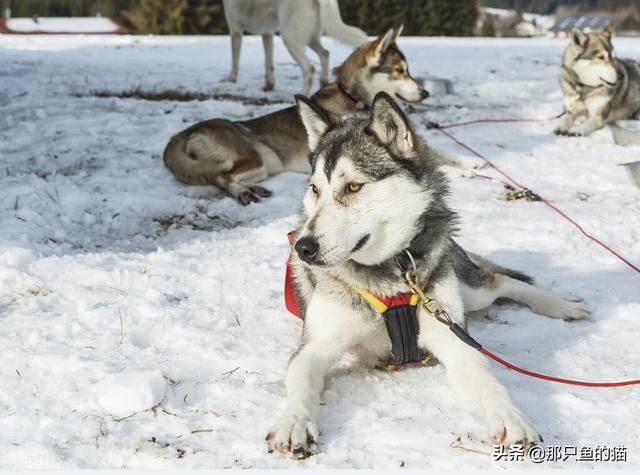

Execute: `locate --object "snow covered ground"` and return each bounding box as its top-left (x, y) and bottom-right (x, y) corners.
top-left (1, 34), bottom-right (639, 469)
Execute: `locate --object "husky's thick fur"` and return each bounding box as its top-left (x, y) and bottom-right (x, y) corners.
top-left (555, 26), bottom-right (640, 136)
top-left (266, 92), bottom-right (590, 457)
top-left (221, 0), bottom-right (368, 94)
top-left (164, 27), bottom-right (428, 205)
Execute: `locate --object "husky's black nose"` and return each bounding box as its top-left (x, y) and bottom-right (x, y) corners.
top-left (295, 236), bottom-right (319, 264)
top-left (420, 89), bottom-right (430, 100)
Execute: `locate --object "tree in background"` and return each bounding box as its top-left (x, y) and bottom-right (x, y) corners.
top-left (3, 0), bottom-right (479, 36)
top-left (338, 0), bottom-right (479, 36)
top-left (122, 0), bottom-right (224, 34)
top-left (480, 17), bottom-right (497, 36)
top-left (480, 0), bottom-right (639, 15)
top-left (123, 0), bottom-right (187, 34)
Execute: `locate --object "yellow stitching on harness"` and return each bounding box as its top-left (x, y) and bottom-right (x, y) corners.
top-left (350, 285), bottom-right (388, 313)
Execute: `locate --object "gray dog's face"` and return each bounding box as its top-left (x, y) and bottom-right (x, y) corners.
top-left (566, 27), bottom-right (618, 87)
top-left (293, 94), bottom-right (432, 268)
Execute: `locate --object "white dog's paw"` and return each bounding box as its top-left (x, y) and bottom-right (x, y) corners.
top-left (266, 413), bottom-right (319, 458)
top-left (548, 297), bottom-right (591, 321)
top-left (488, 406), bottom-right (542, 449)
top-left (220, 74), bottom-right (237, 83)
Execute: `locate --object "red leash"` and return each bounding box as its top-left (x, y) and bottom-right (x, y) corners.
top-left (434, 125), bottom-right (640, 275)
top-left (479, 347), bottom-right (640, 387)
top-left (429, 117), bottom-right (640, 385)
top-left (439, 116), bottom-right (559, 130)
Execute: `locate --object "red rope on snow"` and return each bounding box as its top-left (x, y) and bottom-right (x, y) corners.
top-left (439, 116), bottom-right (559, 130)
top-left (480, 347), bottom-right (640, 387)
top-left (434, 126), bottom-right (640, 274)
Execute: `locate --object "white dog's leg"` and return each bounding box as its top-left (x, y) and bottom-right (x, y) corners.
top-left (262, 34), bottom-right (275, 91)
top-left (419, 275), bottom-right (542, 447)
top-left (485, 274), bottom-right (590, 320)
top-left (281, 35), bottom-right (315, 95)
top-left (567, 115), bottom-right (605, 136)
top-left (309, 35), bottom-right (330, 87)
top-left (221, 31), bottom-right (242, 83)
top-left (267, 291), bottom-right (366, 456)
top-left (567, 95), bottom-right (608, 136)
top-left (554, 95), bottom-right (585, 135)
top-left (266, 341), bottom-right (333, 456)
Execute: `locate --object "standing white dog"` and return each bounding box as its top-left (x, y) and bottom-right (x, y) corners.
top-left (221, 0), bottom-right (367, 94)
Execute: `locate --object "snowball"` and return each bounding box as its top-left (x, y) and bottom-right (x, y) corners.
top-left (94, 370), bottom-right (166, 418)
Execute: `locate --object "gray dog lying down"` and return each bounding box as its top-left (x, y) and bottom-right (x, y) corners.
top-left (555, 26), bottom-right (640, 137)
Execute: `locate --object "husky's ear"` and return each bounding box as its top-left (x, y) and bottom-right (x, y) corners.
top-left (367, 92), bottom-right (417, 159)
top-left (571, 28), bottom-right (587, 48)
top-left (390, 24), bottom-right (404, 43)
top-left (296, 95), bottom-right (330, 151)
top-left (371, 28), bottom-right (396, 61)
top-left (603, 24), bottom-right (614, 39)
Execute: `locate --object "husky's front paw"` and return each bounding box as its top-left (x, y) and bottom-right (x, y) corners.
top-left (566, 123), bottom-right (599, 137)
top-left (266, 414), bottom-right (319, 458)
top-left (554, 126), bottom-right (570, 136)
top-left (488, 406), bottom-right (542, 449)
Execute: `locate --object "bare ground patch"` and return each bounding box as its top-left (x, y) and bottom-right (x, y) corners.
top-left (75, 86), bottom-right (289, 106)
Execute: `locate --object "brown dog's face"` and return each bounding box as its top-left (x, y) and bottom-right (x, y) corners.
top-left (566, 27), bottom-right (618, 87)
top-left (338, 26), bottom-right (429, 104)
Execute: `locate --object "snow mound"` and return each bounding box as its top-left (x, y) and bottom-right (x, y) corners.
top-left (93, 370), bottom-right (166, 418)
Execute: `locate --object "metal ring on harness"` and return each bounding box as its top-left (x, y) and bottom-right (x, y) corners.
top-left (395, 249), bottom-right (417, 277)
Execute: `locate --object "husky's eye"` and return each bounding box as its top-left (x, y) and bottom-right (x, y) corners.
top-left (598, 54), bottom-right (607, 61)
top-left (395, 67), bottom-right (404, 74)
top-left (346, 182), bottom-right (363, 194)
top-left (310, 184), bottom-right (319, 195)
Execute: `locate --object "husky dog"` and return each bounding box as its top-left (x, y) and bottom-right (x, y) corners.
top-left (221, 0), bottom-right (367, 94)
top-left (555, 26), bottom-right (640, 137)
top-left (164, 27), bottom-right (428, 205)
top-left (266, 92), bottom-right (590, 457)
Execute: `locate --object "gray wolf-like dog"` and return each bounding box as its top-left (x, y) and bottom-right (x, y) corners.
top-left (221, 0), bottom-right (368, 94)
top-left (164, 27), bottom-right (429, 204)
top-left (555, 26), bottom-right (640, 137)
top-left (266, 92), bottom-right (590, 457)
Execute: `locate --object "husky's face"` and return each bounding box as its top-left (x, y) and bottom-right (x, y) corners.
top-left (341, 26), bottom-right (428, 104)
top-left (565, 27), bottom-right (618, 87)
top-left (294, 93), bottom-right (433, 268)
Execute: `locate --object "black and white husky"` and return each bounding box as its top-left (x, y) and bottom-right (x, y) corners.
top-left (266, 92), bottom-right (590, 457)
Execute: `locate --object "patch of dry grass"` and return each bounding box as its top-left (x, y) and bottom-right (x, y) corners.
top-left (76, 86), bottom-right (288, 106)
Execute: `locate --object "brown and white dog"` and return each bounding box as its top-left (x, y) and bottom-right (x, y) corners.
top-left (163, 27), bottom-right (429, 205)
